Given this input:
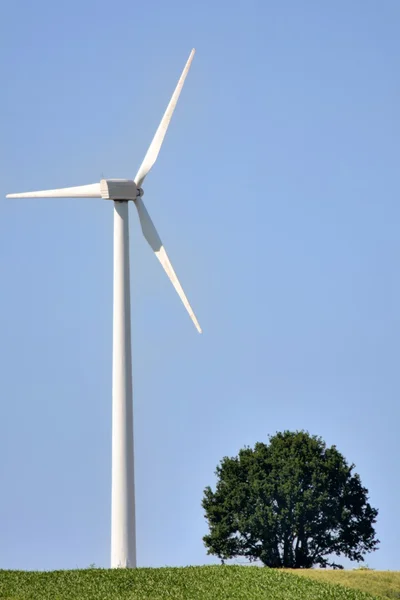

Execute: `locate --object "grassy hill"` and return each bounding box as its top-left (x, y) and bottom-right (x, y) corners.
top-left (0, 565), bottom-right (383, 600)
top-left (286, 569), bottom-right (400, 600)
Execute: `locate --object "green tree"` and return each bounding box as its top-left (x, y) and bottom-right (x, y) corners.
top-left (202, 431), bottom-right (379, 569)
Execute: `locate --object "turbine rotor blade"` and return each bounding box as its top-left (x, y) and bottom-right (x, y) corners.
top-left (6, 183), bottom-right (102, 199)
top-left (134, 49), bottom-right (195, 188)
top-left (134, 197), bottom-right (201, 333)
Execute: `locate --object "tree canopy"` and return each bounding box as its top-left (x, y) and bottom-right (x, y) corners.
top-left (202, 431), bottom-right (379, 568)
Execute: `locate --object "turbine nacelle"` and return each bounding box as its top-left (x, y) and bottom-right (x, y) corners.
top-left (100, 179), bottom-right (144, 201)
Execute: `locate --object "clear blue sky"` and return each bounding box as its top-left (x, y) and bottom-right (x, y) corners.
top-left (0, 0), bottom-right (399, 571)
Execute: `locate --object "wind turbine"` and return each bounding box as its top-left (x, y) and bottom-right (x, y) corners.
top-left (6, 48), bottom-right (201, 569)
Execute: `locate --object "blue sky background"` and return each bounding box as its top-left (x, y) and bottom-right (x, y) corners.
top-left (0, 0), bottom-right (399, 571)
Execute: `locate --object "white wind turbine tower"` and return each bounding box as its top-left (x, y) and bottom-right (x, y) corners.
top-left (6, 49), bottom-right (201, 569)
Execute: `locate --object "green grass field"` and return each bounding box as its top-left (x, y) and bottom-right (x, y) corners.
top-left (286, 569), bottom-right (400, 600)
top-left (0, 565), bottom-right (389, 600)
